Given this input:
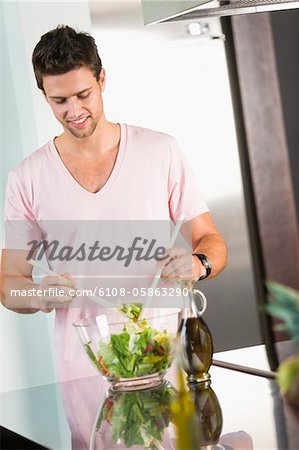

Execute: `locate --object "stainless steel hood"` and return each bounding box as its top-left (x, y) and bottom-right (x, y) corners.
top-left (144, 0), bottom-right (299, 24)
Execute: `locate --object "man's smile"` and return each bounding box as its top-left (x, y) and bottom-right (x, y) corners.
top-left (67, 116), bottom-right (90, 128)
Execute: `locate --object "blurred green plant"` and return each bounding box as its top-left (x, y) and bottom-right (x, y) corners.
top-left (266, 281), bottom-right (299, 344)
top-left (265, 281), bottom-right (299, 405)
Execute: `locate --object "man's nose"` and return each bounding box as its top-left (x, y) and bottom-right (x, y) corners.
top-left (67, 98), bottom-right (82, 118)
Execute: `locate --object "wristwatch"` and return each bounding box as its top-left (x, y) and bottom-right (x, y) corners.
top-left (193, 253), bottom-right (212, 280)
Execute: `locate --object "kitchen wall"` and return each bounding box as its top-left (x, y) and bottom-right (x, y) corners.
top-left (271, 9), bottom-right (299, 222)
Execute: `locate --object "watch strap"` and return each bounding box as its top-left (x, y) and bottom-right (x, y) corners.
top-left (193, 253), bottom-right (212, 280)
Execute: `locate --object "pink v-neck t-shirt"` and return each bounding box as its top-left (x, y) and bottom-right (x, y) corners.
top-left (5, 123), bottom-right (209, 381)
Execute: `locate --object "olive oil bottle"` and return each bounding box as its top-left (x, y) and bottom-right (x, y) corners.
top-left (178, 282), bottom-right (213, 383)
top-left (189, 380), bottom-right (223, 447)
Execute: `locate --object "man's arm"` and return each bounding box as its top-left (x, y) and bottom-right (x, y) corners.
top-left (161, 212), bottom-right (227, 281)
top-left (190, 212), bottom-right (227, 279)
top-left (1, 249), bottom-right (75, 313)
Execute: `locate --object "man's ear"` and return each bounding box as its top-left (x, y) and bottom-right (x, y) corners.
top-left (98, 68), bottom-right (106, 92)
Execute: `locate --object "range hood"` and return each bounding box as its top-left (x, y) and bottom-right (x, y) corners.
top-left (144, 0), bottom-right (299, 24)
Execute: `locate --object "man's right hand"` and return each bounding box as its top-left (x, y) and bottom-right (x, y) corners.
top-left (1, 249), bottom-right (77, 314)
top-left (36, 273), bottom-right (76, 312)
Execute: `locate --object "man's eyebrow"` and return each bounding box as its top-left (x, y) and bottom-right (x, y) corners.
top-left (49, 87), bottom-right (92, 100)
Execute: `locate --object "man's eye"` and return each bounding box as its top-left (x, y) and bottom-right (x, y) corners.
top-left (54, 99), bottom-right (66, 104)
top-left (77, 93), bottom-right (90, 99)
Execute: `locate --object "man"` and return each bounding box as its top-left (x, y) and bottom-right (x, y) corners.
top-left (2, 26), bottom-right (227, 382)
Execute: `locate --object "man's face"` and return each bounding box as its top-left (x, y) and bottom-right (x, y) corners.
top-left (43, 66), bottom-right (105, 139)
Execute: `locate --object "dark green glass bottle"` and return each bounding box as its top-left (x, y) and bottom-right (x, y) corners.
top-left (189, 380), bottom-right (223, 448)
top-left (178, 282), bottom-right (213, 383)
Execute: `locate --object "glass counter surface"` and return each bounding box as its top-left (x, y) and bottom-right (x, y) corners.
top-left (1, 345), bottom-right (298, 450)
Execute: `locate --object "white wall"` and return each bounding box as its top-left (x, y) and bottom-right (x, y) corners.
top-left (1, 1), bottom-right (91, 393)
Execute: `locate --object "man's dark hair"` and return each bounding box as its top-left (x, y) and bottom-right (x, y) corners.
top-left (32, 25), bottom-right (102, 90)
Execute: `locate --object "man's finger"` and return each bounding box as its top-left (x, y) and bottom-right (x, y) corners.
top-left (40, 307), bottom-right (55, 313)
top-left (41, 275), bottom-right (74, 288)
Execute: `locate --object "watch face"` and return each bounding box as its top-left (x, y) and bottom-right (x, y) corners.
top-left (203, 260), bottom-right (209, 269)
top-left (195, 254), bottom-right (212, 280)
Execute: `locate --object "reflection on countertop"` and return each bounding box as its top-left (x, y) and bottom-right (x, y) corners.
top-left (59, 367), bottom-right (254, 450)
top-left (1, 345), bottom-right (299, 449)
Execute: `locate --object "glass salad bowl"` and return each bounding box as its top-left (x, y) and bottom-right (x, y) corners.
top-left (73, 305), bottom-right (180, 391)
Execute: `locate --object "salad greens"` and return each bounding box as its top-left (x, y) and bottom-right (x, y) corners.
top-left (85, 303), bottom-right (173, 379)
top-left (97, 383), bottom-right (174, 449)
top-left (98, 318), bottom-right (172, 379)
top-left (118, 303), bottom-right (143, 322)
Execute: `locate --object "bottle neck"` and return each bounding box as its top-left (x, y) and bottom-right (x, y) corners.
top-left (181, 285), bottom-right (198, 318)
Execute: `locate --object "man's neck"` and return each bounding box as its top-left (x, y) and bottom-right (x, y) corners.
top-left (55, 119), bottom-right (120, 159)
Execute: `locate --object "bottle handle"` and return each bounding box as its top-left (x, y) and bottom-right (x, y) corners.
top-left (192, 289), bottom-right (207, 317)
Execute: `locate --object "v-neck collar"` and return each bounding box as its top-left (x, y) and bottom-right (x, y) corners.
top-left (48, 123), bottom-right (126, 201)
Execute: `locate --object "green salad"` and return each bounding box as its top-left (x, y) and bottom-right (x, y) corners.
top-left (118, 303), bottom-right (143, 322)
top-left (85, 304), bottom-right (173, 379)
top-left (97, 383), bottom-right (174, 449)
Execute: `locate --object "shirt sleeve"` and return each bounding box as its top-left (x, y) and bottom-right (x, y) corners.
top-left (4, 170), bottom-right (42, 250)
top-left (167, 137), bottom-right (209, 223)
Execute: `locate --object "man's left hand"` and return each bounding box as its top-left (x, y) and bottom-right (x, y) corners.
top-left (159, 247), bottom-right (205, 281)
